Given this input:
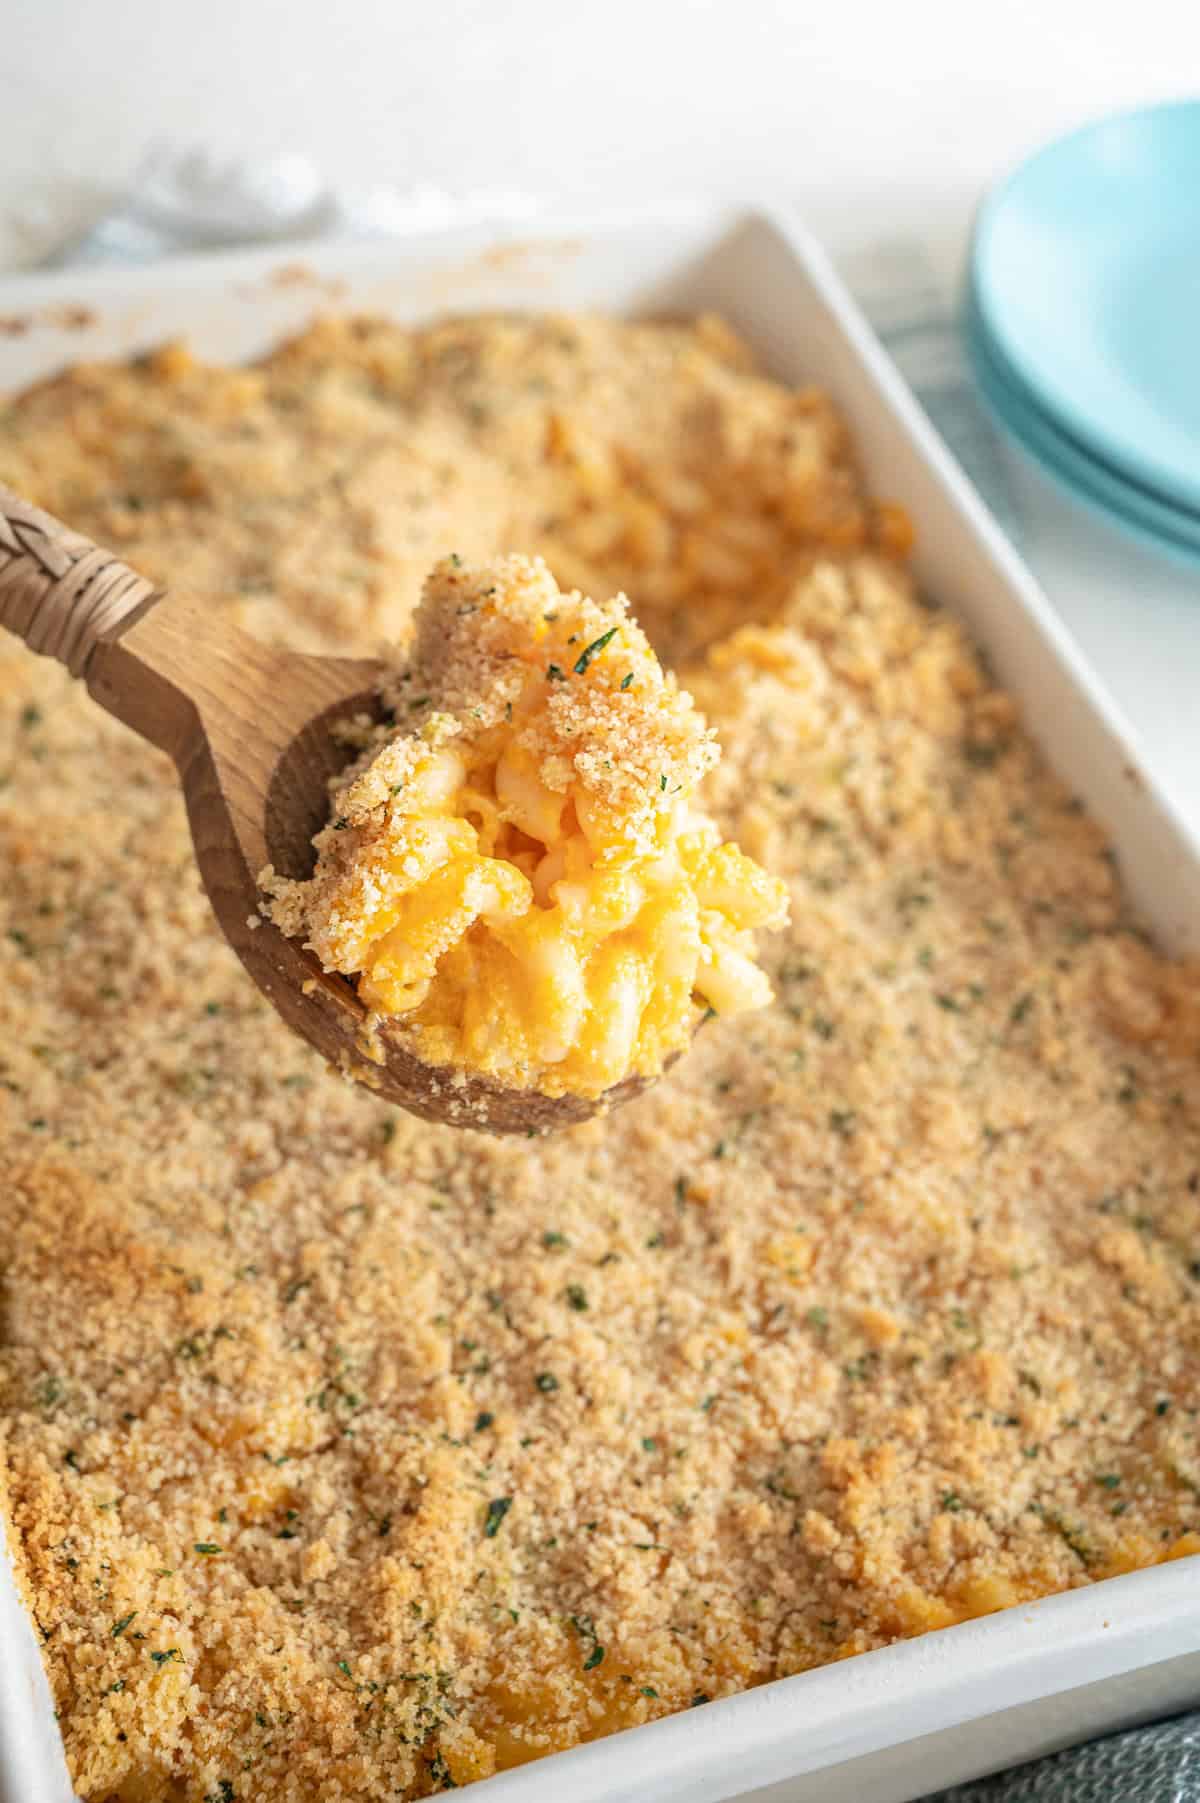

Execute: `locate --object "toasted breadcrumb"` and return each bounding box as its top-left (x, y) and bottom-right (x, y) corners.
top-left (396, 551), bottom-right (716, 838)
top-left (0, 313), bottom-right (1197, 1803)
top-left (267, 549), bottom-right (717, 919)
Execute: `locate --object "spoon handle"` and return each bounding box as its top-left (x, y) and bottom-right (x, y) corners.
top-left (0, 481), bottom-right (223, 764)
top-left (0, 482), bottom-right (161, 677)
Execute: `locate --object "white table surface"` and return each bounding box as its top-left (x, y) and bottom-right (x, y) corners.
top-left (1, 0), bottom-right (1196, 838)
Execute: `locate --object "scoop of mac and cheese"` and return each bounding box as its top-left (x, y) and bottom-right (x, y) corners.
top-left (265, 554), bottom-right (788, 1098)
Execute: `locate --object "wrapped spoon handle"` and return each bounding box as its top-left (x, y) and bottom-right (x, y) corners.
top-left (0, 482), bottom-right (160, 677)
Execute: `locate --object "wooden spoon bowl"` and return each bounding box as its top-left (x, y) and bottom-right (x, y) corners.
top-left (0, 484), bottom-right (649, 1134)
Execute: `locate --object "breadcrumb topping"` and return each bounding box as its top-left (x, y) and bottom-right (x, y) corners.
top-left (269, 547), bottom-right (717, 894)
top-left (0, 313), bottom-right (1197, 1803)
top-left (392, 551), bottom-right (718, 834)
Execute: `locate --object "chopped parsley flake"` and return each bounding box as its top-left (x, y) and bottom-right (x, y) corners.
top-left (483, 1497), bottom-right (512, 1538)
top-left (573, 627), bottom-right (618, 675)
top-left (427, 1749), bottom-right (457, 1790)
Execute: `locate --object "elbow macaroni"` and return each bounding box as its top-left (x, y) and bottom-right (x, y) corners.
top-left (265, 554), bottom-right (788, 1098)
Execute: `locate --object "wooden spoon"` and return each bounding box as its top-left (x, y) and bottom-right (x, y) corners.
top-left (0, 483), bottom-right (649, 1134)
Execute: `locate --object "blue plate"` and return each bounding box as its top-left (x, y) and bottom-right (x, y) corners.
top-left (971, 99), bottom-right (1200, 515)
top-left (966, 297), bottom-right (1200, 569)
top-left (967, 270), bottom-right (1200, 532)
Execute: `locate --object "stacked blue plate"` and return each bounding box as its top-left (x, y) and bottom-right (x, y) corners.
top-left (967, 99), bottom-right (1200, 566)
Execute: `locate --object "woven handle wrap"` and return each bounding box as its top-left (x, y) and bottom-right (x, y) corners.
top-left (0, 485), bottom-right (159, 677)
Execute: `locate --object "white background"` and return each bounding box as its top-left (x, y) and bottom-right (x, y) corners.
top-left (2, 0), bottom-right (1198, 831)
top-left (4, 0), bottom-right (1197, 266)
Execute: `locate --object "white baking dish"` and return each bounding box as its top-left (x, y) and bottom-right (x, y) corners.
top-left (1, 206), bottom-right (1197, 1803)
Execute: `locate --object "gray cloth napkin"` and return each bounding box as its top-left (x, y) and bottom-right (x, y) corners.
top-left (38, 148), bottom-right (1198, 1803)
top-left (931, 1712), bottom-right (1200, 1802)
